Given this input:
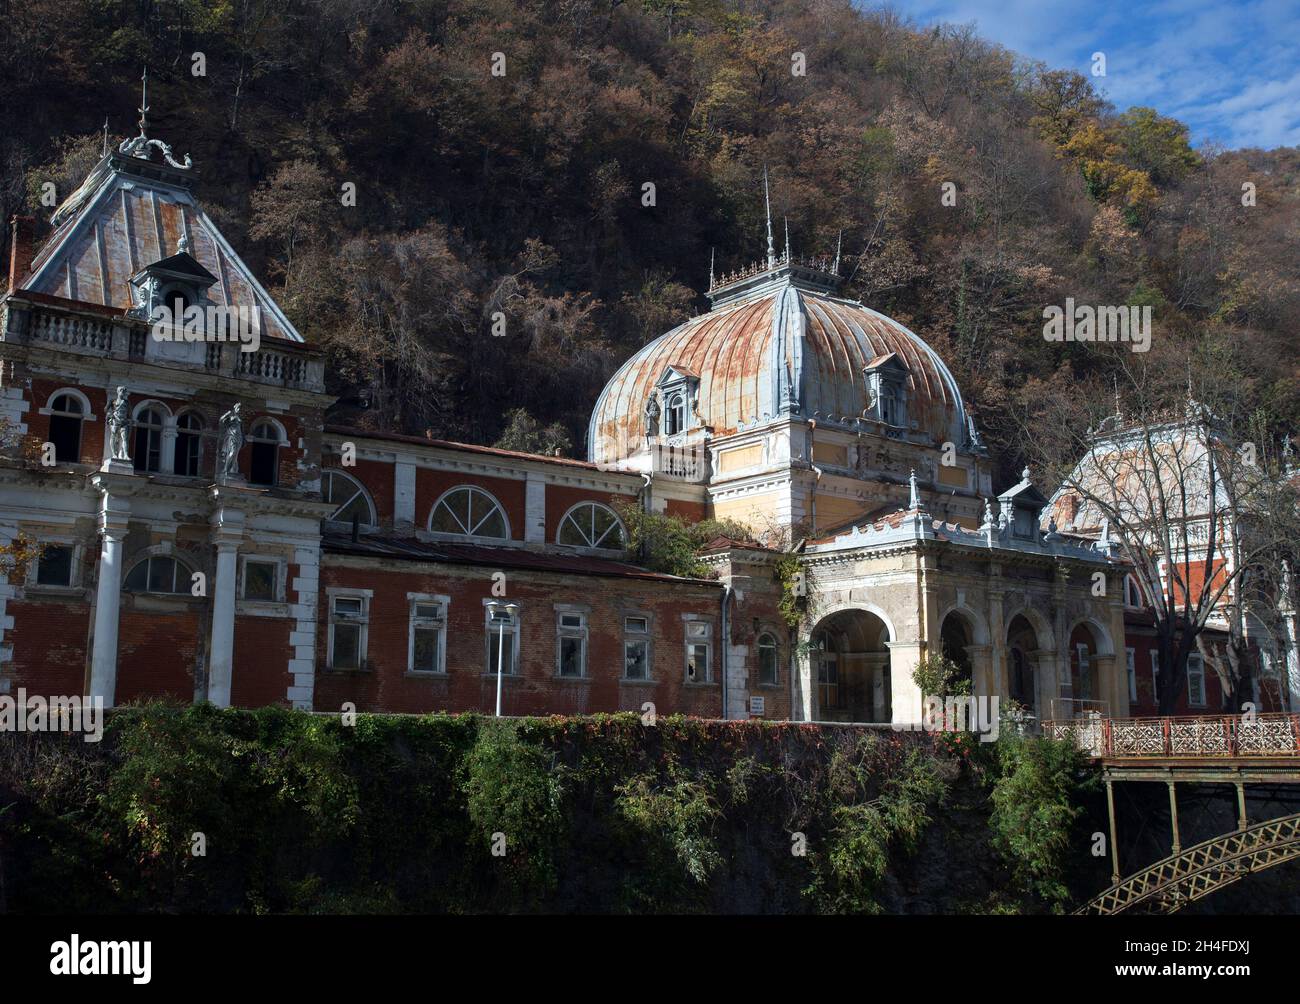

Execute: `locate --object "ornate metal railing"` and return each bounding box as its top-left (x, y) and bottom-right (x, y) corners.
top-left (1045, 713), bottom-right (1300, 758)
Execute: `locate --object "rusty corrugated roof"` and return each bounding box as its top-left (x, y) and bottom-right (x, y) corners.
top-left (20, 152), bottom-right (302, 343)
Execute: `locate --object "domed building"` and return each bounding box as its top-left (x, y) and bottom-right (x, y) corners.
top-left (588, 242), bottom-right (993, 537)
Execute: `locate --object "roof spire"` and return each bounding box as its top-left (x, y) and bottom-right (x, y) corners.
top-left (102, 117), bottom-right (110, 156)
top-left (833, 229), bottom-right (842, 276)
top-left (763, 165), bottom-right (775, 269)
top-left (783, 216), bottom-right (790, 263)
top-left (137, 66), bottom-right (150, 140)
top-left (117, 65), bottom-right (192, 170)
top-left (708, 246), bottom-right (715, 290)
top-left (908, 468), bottom-right (920, 509)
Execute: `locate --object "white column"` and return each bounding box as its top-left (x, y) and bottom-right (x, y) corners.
top-left (160, 418), bottom-right (178, 475)
top-left (394, 461), bottom-right (416, 529)
top-left (524, 472), bottom-right (546, 546)
top-left (207, 507), bottom-right (244, 706)
top-left (89, 493), bottom-right (130, 705)
top-left (886, 640), bottom-right (925, 725)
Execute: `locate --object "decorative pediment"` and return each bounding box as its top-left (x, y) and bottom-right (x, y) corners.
top-left (863, 352), bottom-right (909, 376)
top-left (655, 364), bottom-right (700, 388)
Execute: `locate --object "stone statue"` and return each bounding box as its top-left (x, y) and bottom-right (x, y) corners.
top-left (107, 386), bottom-right (131, 461)
top-left (644, 396), bottom-right (660, 437)
top-left (217, 402), bottom-right (244, 481)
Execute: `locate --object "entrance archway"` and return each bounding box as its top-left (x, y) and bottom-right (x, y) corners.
top-left (808, 609), bottom-right (891, 723)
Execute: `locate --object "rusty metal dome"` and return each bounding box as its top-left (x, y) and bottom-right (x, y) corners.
top-left (587, 265), bottom-right (969, 464)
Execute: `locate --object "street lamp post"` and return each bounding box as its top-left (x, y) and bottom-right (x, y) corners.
top-left (487, 600), bottom-right (519, 717)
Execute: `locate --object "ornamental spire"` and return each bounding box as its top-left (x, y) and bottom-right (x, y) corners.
top-left (118, 65), bottom-right (193, 170)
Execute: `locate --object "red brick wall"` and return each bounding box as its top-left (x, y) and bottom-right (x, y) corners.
top-left (665, 498), bottom-right (707, 523)
top-left (314, 560), bottom-right (723, 718)
top-left (230, 615), bottom-right (292, 707)
top-left (6, 597), bottom-right (89, 695)
top-left (116, 605), bottom-right (201, 703)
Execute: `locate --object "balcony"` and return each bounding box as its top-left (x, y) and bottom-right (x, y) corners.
top-left (2, 299), bottom-right (325, 394)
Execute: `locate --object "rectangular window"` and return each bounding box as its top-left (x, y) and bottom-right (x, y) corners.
top-left (557, 611), bottom-right (587, 678)
top-left (685, 621), bottom-right (711, 683)
top-left (486, 606), bottom-right (519, 676)
top-left (758, 634), bottom-right (779, 686)
top-left (1125, 647), bottom-right (1137, 703)
top-left (329, 594), bottom-right (368, 671)
top-left (817, 654), bottom-right (840, 710)
top-left (35, 544), bottom-right (73, 586)
top-left (1187, 653), bottom-right (1206, 707)
top-left (242, 559), bottom-right (278, 601)
top-left (409, 597), bottom-right (447, 674)
top-left (624, 616), bottom-right (650, 680)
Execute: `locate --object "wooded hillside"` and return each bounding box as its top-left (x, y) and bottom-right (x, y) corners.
top-left (3, 0), bottom-right (1297, 479)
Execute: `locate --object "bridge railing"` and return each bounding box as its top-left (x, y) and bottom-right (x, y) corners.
top-left (1044, 713), bottom-right (1300, 758)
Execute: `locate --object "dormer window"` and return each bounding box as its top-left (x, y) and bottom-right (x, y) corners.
top-left (864, 354), bottom-right (909, 428)
top-left (653, 365), bottom-right (700, 438)
top-left (127, 240), bottom-right (218, 325)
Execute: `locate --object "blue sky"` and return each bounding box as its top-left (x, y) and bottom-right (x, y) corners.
top-left (880, 0), bottom-right (1300, 150)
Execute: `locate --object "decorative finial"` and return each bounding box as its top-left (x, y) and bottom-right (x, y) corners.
top-left (102, 117), bottom-right (110, 156)
top-left (1022, 465), bottom-right (1031, 483)
top-left (982, 497), bottom-right (995, 527)
top-left (763, 165), bottom-right (775, 269)
top-left (708, 247), bottom-right (715, 290)
top-left (783, 216), bottom-right (790, 263)
top-left (177, 232), bottom-right (190, 254)
top-left (118, 66), bottom-right (193, 170)
top-left (833, 229), bottom-right (842, 276)
top-left (908, 468), bottom-right (920, 509)
top-left (138, 66), bottom-right (150, 139)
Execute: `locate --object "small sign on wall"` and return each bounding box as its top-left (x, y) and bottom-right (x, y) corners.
top-left (749, 695), bottom-right (765, 716)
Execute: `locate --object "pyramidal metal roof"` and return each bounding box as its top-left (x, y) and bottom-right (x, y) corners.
top-left (18, 144), bottom-right (304, 344)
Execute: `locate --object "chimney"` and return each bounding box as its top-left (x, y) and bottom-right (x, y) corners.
top-left (7, 216), bottom-right (35, 294)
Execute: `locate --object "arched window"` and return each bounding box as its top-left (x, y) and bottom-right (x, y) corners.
top-left (46, 392), bottom-right (86, 463)
top-left (249, 420), bottom-right (282, 486)
top-left (323, 469), bottom-right (376, 527)
top-left (176, 412), bottom-right (204, 477)
top-left (757, 632), bottom-right (779, 686)
top-left (133, 406), bottom-right (166, 473)
top-left (123, 555), bottom-right (193, 595)
top-left (429, 486), bottom-right (509, 539)
top-left (165, 287), bottom-right (191, 323)
top-left (665, 393), bottom-right (685, 435)
top-left (558, 502), bottom-right (625, 550)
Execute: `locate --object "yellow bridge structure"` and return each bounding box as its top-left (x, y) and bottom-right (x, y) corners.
top-left (1044, 713), bottom-right (1300, 914)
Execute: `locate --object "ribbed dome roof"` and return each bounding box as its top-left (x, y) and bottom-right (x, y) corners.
top-left (587, 272), bottom-right (969, 463)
